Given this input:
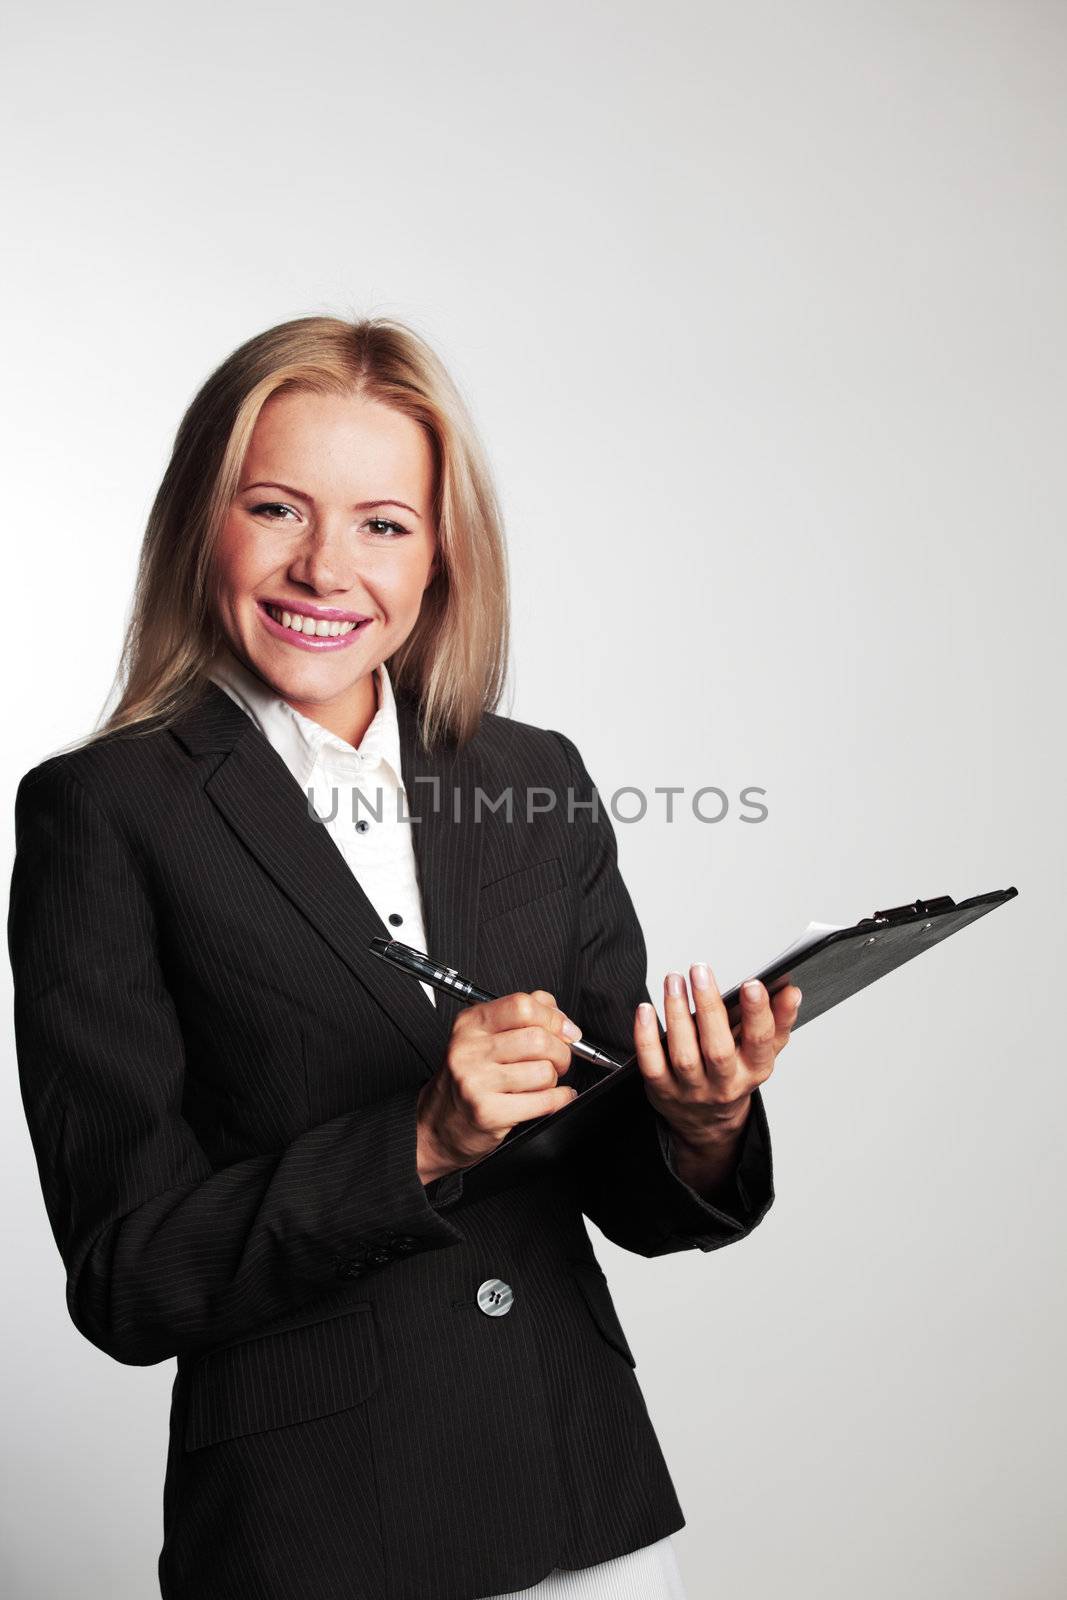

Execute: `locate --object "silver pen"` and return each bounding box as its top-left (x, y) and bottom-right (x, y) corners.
top-left (368, 937), bottom-right (626, 1072)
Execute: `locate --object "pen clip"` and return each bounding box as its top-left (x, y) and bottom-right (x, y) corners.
top-left (867, 895), bottom-right (956, 926)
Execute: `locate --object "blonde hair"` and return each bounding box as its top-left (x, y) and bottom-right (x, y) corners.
top-left (86, 315), bottom-right (510, 751)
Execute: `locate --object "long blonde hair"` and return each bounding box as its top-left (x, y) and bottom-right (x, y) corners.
top-left (86, 315), bottom-right (510, 751)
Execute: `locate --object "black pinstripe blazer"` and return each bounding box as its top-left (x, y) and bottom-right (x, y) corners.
top-left (8, 678), bottom-right (774, 1600)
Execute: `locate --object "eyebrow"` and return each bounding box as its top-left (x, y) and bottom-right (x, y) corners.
top-left (241, 480), bottom-right (422, 519)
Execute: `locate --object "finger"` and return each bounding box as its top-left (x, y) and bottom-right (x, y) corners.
top-left (529, 990), bottom-right (581, 1036)
top-left (477, 1083), bottom-right (579, 1133)
top-left (491, 1024), bottom-right (574, 1074)
top-left (688, 962), bottom-right (738, 1076)
top-left (633, 999), bottom-right (672, 1088)
top-left (663, 971), bottom-right (703, 1081)
top-left (738, 979), bottom-right (778, 1073)
top-left (482, 991), bottom-right (581, 1042)
top-left (770, 984), bottom-right (802, 1047)
top-left (490, 1058), bottom-right (568, 1094)
top-left (522, 990), bottom-right (582, 1042)
top-left (539, 997), bottom-right (584, 1048)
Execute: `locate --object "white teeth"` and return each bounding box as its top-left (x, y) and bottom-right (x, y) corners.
top-left (266, 604), bottom-right (362, 637)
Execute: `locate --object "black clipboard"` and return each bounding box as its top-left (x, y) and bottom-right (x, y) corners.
top-left (454, 886), bottom-right (1018, 1206)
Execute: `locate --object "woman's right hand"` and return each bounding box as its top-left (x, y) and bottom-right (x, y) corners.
top-left (415, 991), bottom-right (583, 1184)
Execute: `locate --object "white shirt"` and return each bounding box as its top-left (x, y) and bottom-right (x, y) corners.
top-left (206, 647), bottom-right (689, 1600)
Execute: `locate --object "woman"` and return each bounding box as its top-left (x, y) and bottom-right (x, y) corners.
top-left (8, 316), bottom-right (800, 1600)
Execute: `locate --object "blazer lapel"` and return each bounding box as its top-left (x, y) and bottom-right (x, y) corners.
top-left (169, 680), bottom-right (485, 1075)
top-left (394, 684), bottom-right (486, 1035)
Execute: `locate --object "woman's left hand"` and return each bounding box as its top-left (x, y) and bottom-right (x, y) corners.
top-left (634, 964), bottom-right (802, 1152)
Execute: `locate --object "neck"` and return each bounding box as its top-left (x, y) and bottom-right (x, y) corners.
top-left (286, 668), bottom-right (381, 748)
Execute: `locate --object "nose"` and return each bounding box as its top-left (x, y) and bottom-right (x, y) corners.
top-left (286, 515), bottom-right (358, 596)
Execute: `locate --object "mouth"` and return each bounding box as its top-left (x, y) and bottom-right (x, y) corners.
top-left (256, 598), bottom-right (374, 650)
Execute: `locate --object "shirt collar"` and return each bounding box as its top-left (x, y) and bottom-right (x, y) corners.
top-left (206, 644), bottom-right (404, 794)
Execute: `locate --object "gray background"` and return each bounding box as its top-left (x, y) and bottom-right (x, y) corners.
top-left (2, 2), bottom-right (1062, 1596)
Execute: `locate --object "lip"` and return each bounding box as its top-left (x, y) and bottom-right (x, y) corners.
top-left (258, 597), bottom-right (372, 623)
top-left (256, 598), bottom-right (373, 652)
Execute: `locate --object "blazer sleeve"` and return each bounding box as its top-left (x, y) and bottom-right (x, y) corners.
top-left (549, 729), bottom-right (775, 1258)
top-left (7, 758), bottom-right (467, 1368)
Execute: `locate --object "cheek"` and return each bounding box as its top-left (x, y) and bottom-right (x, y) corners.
top-left (395, 542), bottom-right (437, 610)
top-left (366, 558), bottom-right (424, 618)
top-left (215, 518), bottom-right (268, 599)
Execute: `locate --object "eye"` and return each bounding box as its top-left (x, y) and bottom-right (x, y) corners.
top-left (249, 501), bottom-right (299, 521)
top-left (365, 517), bottom-right (410, 538)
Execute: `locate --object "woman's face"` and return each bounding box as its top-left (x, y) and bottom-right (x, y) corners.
top-left (213, 386), bottom-right (438, 733)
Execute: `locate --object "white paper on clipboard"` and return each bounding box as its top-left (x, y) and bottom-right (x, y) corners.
top-left (721, 921), bottom-right (846, 997)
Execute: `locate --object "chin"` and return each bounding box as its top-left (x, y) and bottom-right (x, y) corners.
top-left (259, 650), bottom-right (370, 698)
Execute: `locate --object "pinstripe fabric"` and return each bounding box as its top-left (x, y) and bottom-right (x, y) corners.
top-left (8, 679), bottom-right (774, 1600)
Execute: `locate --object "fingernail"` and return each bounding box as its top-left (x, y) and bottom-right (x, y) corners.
top-left (562, 1018), bottom-right (582, 1041)
top-left (666, 972), bottom-right (685, 997)
top-left (690, 962), bottom-right (714, 991)
top-left (743, 979), bottom-right (763, 1001)
top-left (637, 1001), bottom-right (656, 1025)
top-left (794, 989), bottom-right (803, 1008)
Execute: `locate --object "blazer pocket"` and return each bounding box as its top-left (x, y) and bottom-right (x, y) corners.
top-left (566, 1259), bottom-right (637, 1368)
top-left (479, 855), bottom-right (566, 924)
top-left (183, 1302), bottom-right (383, 1452)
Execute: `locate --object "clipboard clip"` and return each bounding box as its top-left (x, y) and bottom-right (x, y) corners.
top-left (866, 895), bottom-right (956, 927)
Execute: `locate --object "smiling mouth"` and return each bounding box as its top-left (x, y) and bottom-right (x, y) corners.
top-left (260, 601), bottom-right (371, 638)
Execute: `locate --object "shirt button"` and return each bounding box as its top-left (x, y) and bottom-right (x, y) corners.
top-left (477, 1278), bottom-right (514, 1317)
top-left (388, 913), bottom-right (403, 926)
top-left (355, 819), bottom-right (370, 833)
